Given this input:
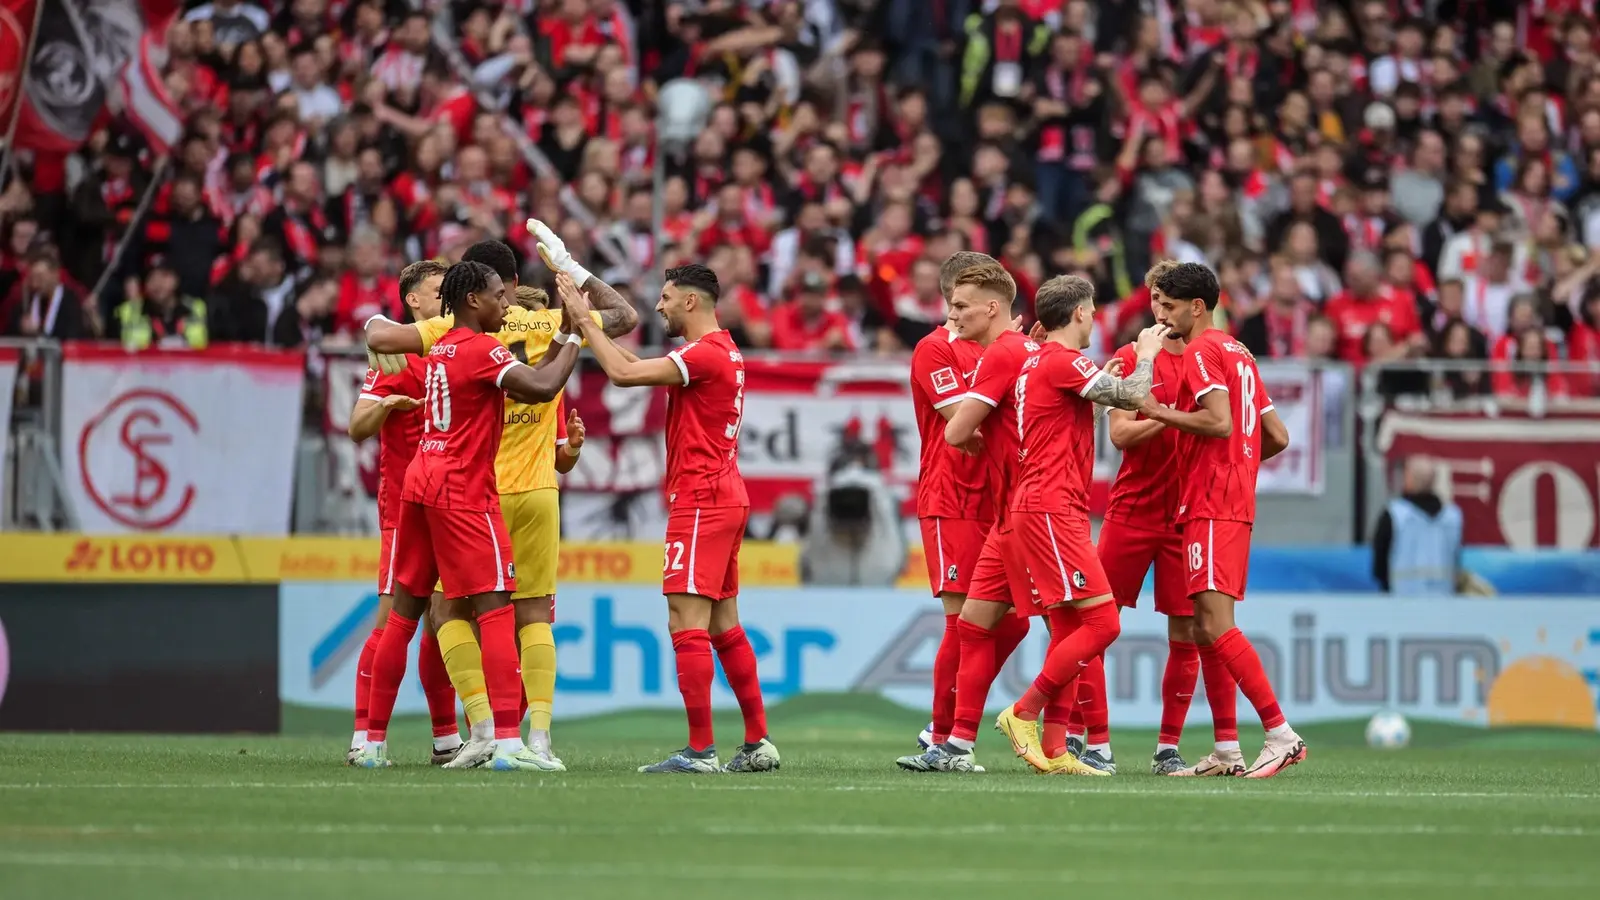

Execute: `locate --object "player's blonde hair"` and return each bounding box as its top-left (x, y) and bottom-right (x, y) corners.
top-left (950, 261), bottom-right (1017, 305)
top-left (514, 285), bottom-right (549, 310)
top-left (1144, 259), bottom-right (1180, 289)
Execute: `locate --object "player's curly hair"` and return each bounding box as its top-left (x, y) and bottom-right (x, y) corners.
top-left (461, 240), bottom-right (519, 285)
top-left (664, 263), bottom-right (721, 303)
top-left (439, 260), bottom-right (497, 316)
top-left (1153, 261), bottom-right (1221, 310)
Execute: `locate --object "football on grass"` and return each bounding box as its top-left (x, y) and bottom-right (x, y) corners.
top-left (1366, 710), bottom-right (1412, 749)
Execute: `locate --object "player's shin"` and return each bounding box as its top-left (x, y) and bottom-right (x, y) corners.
top-left (711, 624), bottom-right (768, 744)
top-left (517, 620), bottom-right (557, 747)
top-left (435, 617), bottom-right (493, 737)
top-left (671, 628), bottom-right (716, 751)
top-left (417, 619), bottom-right (461, 750)
top-left (947, 618), bottom-right (1000, 748)
top-left (352, 625), bottom-right (382, 751)
top-left (1040, 621), bottom-right (1074, 758)
top-left (1078, 655), bottom-right (1110, 752)
top-left (1012, 602), bottom-right (1120, 720)
top-left (1159, 639), bottom-right (1200, 750)
top-left (473, 604), bottom-right (525, 748)
top-left (1211, 627), bottom-right (1288, 732)
top-left (930, 611), bottom-right (962, 743)
top-left (365, 609), bottom-right (420, 746)
top-left (1197, 640), bottom-right (1240, 749)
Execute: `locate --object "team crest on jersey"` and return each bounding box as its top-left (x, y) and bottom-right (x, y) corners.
top-left (1072, 570), bottom-right (1086, 590)
top-left (1072, 355), bottom-right (1097, 378)
top-left (507, 562), bottom-right (516, 580)
top-left (931, 366), bottom-right (960, 395)
top-left (946, 564), bottom-right (959, 582)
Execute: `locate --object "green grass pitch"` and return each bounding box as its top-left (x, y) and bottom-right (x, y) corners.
top-left (2, 694), bottom-right (1598, 900)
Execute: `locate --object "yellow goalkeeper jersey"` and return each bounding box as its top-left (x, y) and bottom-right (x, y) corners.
top-left (416, 307), bottom-right (600, 493)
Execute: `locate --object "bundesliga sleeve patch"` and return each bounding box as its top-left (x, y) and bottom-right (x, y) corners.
top-left (930, 367), bottom-right (961, 395)
top-left (1073, 355), bottom-right (1097, 378)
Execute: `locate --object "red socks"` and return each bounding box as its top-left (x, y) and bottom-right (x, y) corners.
top-left (1212, 627), bottom-right (1286, 730)
top-left (672, 629), bottom-right (715, 751)
top-left (476, 606), bottom-right (523, 740)
top-left (712, 626), bottom-right (768, 744)
top-left (365, 611), bottom-right (418, 743)
top-left (1040, 618), bottom-right (1074, 757)
top-left (948, 619), bottom-right (998, 742)
top-left (1077, 655), bottom-right (1110, 745)
top-left (416, 628), bottom-right (458, 739)
top-left (1159, 640), bottom-right (1200, 746)
top-left (1013, 603), bottom-right (1120, 720)
top-left (930, 613), bottom-right (961, 743)
top-left (1198, 640), bottom-right (1239, 743)
top-left (993, 612), bottom-right (1030, 671)
top-left (354, 627), bottom-right (381, 732)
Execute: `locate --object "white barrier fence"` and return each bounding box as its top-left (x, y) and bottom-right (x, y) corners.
top-left (281, 586), bottom-right (1600, 731)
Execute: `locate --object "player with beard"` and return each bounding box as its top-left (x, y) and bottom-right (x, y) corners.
top-left (353, 261), bottom-right (585, 770)
top-left (564, 265), bottom-right (778, 774)
top-left (367, 234), bottom-right (637, 769)
top-left (988, 275), bottom-right (1164, 774)
top-left (900, 262), bottom-right (1039, 773)
top-left (345, 260), bottom-right (463, 765)
top-left (1142, 262), bottom-right (1306, 778)
top-left (895, 251), bottom-right (1002, 771)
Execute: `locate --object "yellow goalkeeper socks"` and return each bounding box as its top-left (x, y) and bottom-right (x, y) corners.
top-left (518, 622), bottom-right (557, 734)
top-left (437, 619), bottom-right (492, 728)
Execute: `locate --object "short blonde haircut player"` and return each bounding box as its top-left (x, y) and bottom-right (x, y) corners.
top-left (951, 261), bottom-right (1018, 305)
top-left (939, 251), bottom-right (998, 300)
top-left (514, 285), bottom-right (550, 310)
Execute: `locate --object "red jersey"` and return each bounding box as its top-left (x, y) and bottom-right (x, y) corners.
top-left (1322, 288), bottom-right (1422, 364)
top-left (1174, 329), bottom-right (1274, 526)
top-left (664, 330), bottom-right (749, 509)
top-left (402, 329), bottom-right (521, 512)
top-left (910, 327), bottom-right (992, 522)
top-left (1103, 343), bottom-right (1185, 529)
top-left (1009, 343), bottom-right (1103, 517)
top-left (966, 329), bottom-right (1038, 520)
top-left (360, 359), bottom-right (427, 529)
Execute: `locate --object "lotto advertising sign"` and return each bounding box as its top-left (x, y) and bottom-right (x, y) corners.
top-left (1379, 410), bottom-right (1600, 549)
top-left (280, 587), bottom-right (1600, 730)
top-left (59, 346), bottom-right (305, 534)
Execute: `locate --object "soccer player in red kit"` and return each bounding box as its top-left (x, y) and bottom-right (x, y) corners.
top-left (987, 276), bottom-right (1164, 775)
top-left (353, 261), bottom-right (585, 770)
top-left (1094, 260), bottom-right (1220, 776)
top-left (1142, 262), bottom-right (1307, 778)
top-left (903, 261), bottom-right (1038, 773)
top-left (569, 264), bottom-right (778, 774)
top-left (344, 260), bottom-right (464, 766)
top-left (898, 251), bottom-right (1000, 769)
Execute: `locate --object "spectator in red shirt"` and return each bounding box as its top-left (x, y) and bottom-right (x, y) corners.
top-left (1494, 327), bottom-right (1570, 398)
top-left (771, 271), bottom-right (856, 353)
top-left (1324, 250), bottom-right (1423, 364)
top-left (333, 229), bottom-right (398, 335)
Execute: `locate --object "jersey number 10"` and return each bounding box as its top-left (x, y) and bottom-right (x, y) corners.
top-left (425, 362), bottom-right (452, 433)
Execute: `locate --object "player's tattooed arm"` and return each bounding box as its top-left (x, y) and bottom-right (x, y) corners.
top-left (1082, 357), bottom-right (1155, 411)
top-left (582, 274), bottom-right (642, 338)
top-left (560, 273), bottom-right (680, 386)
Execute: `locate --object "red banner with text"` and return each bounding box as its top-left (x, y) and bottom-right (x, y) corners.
top-left (1377, 410), bottom-right (1600, 549)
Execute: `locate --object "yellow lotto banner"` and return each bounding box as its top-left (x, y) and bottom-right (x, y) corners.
top-left (0, 534), bottom-right (802, 586)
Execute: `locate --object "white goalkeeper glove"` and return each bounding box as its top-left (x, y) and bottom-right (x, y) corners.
top-left (526, 218), bottom-right (592, 286)
top-left (364, 315), bottom-right (408, 375)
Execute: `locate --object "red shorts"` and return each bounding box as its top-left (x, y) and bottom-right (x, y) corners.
top-left (377, 527), bottom-right (398, 595)
top-left (1098, 518), bottom-right (1190, 616)
top-left (1011, 511), bottom-right (1112, 611)
top-left (966, 521), bottom-right (1038, 613)
top-left (918, 517), bottom-right (989, 598)
top-left (663, 506), bottom-right (747, 600)
top-left (392, 501), bottom-right (517, 600)
top-left (1181, 518), bottom-right (1253, 601)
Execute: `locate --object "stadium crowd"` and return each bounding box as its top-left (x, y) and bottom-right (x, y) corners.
top-left (1, 0), bottom-right (1599, 398)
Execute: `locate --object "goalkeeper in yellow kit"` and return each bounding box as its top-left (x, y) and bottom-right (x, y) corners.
top-left (366, 226), bottom-right (639, 769)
